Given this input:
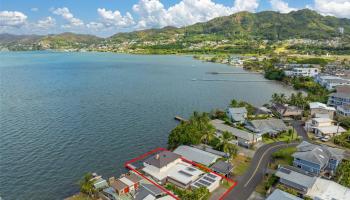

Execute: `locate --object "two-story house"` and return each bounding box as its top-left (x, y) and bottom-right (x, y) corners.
top-left (292, 141), bottom-right (344, 175)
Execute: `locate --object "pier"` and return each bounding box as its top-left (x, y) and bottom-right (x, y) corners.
top-left (174, 116), bottom-right (188, 122)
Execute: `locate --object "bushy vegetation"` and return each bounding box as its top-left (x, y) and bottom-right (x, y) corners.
top-left (168, 112), bottom-right (215, 149)
top-left (79, 173), bottom-right (95, 195)
top-left (272, 147), bottom-right (297, 166)
top-left (333, 131), bottom-right (350, 149)
top-left (165, 183), bottom-right (210, 200)
top-left (335, 160), bottom-right (350, 187)
top-left (230, 99), bottom-right (255, 115)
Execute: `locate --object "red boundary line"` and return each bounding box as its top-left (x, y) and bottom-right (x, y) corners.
top-left (124, 148), bottom-right (237, 200)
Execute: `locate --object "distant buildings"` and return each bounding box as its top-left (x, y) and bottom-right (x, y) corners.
top-left (109, 173), bottom-right (142, 195)
top-left (315, 75), bottom-right (350, 91)
top-left (227, 107), bottom-right (247, 123)
top-left (210, 119), bottom-right (262, 147)
top-left (284, 68), bottom-right (320, 77)
top-left (292, 141), bottom-right (344, 175)
top-left (328, 86), bottom-right (350, 117)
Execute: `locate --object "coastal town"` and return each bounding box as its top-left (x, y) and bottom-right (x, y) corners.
top-left (67, 57), bottom-right (350, 200)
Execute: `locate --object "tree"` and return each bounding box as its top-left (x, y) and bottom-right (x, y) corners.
top-left (79, 173), bottom-right (95, 195)
top-left (217, 131), bottom-right (238, 159)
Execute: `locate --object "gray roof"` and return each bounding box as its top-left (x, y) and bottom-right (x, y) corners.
top-left (266, 189), bottom-right (302, 200)
top-left (210, 119), bottom-right (256, 141)
top-left (144, 151), bottom-right (181, 168)
top-left (140, 183), bottom-right (165, 197)
top-left (245, 118), bottom-right (288, 135)
top-left (292, 141), bottom-right (344, 168)
top-left (173, 145), bottom-right (220, 166)
top-left (134, 186), bottom-right (155, 200)
top-left (228, 107), bottom-right (247, 122)
top-left (275, 166), bottom-right (317, 189)
top-left (228, 107), bottom-right (247, 114)
top-left (211, 160), bottom-right (233, 175)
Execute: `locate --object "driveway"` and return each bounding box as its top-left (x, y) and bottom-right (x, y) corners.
top-left (292, 120), bottom-right (310, 141)
top-left (227, 141), bottom-right (299, 200)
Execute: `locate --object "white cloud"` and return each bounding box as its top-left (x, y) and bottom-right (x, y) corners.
top-left (86, 21), bottom-right (105, 30)
top-left (233, 0), bottom-right (259, 12)
top-left (52, 7), bottom-right (84, 27)
top-left (0, 11), bottom-right (27, 27)
top-left (36, 16), bottom-right (56, 28)
top-left (97, 8), bottom-right (134, 28)
top-left (270, 0), bottom-right (297, 13)
top-left (31, 8), bottom-right (39, 12)
top-left (313, 0), bottom-right (350, 18)
top-left (132, 0), bottom-right (259, 29)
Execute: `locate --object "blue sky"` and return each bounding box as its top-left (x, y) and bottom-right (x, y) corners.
top-left (0, 0), bottom-right (349, 37)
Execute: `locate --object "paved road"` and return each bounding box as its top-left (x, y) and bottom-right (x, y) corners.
top-left (227, 141), bottom-right (299, 200)
top-left (292, 120), bottom-right (310, 141)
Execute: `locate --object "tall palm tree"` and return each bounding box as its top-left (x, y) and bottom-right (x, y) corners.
top-left (217, 131), bottom-right (238, 159)
top-left (79, 173), bottom-right (95, 196)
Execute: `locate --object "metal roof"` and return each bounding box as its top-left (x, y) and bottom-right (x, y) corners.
top-left (275, 166), bottom-right (317, 189)
top-left (211, 160), bottom-right (233, 175)
top-left (266, 189), bottom-right (302, 200)
top-left (173, 145), bottom-right (220, 166)
top-left (210, 119), bottom-right (257, 141)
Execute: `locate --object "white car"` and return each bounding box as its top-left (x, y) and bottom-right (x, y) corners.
top-left (321, 136), bottom-right (330, 142)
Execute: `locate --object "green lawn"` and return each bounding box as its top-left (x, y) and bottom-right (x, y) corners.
top-left (270, 147), bottom-right (297, 169)
top-left (231, 155), bottom-right (251, 176)
top-left (262, 131), bottom-right (298, 144)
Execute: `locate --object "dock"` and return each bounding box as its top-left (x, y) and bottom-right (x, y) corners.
top-left (174, 116), bottom-right (188, 122)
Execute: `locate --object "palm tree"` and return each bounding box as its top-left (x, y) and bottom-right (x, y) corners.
top-left (79, 173), bottom-right (95, 196)
top-left (201, 131), bottom-right (215, 145)
top-left (217, 131), bottom-right (238, 159)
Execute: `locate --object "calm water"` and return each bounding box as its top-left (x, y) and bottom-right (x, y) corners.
top-left (0, 52), bottom-right (294, 200)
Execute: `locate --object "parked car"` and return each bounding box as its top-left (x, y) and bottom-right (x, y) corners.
top-left (321, 136), bottom-right (330, 142)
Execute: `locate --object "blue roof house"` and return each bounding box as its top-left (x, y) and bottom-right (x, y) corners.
top-left (227, 107), bottom-right (247, 123)
top-left (292, 141), bottom-right (344, 175)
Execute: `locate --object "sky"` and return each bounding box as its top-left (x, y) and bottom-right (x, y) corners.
top-left (0, 0), bottom-right (349, 37)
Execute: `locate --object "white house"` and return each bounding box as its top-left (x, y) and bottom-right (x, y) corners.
top-left (309, 102), bottom-right (336, 119)
top-left (305, 118), bottom-right (346, 137)
top-left (315, 75), bottom-right (350, 90)
top-left (142, 151), bottom-right (182, 183)
top-left (337, 104), bottom-right (350, 117)
top-left (285, 68), bottom-right (320, 77)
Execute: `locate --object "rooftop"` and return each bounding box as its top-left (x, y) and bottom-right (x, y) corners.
top-left (266, 189), bottom-right (302, 200)
top-left (210, 119), bottom-right (257, 141)
top-left (144, 151), bottom-right (181, 168)
top-left (275, 166), bottom-right (317, 189)
top-left (309, 102), bottom-right (336, 111)
top-left (245, 118), bottom-right (288, 135)
top-left (167, 163), bottom-right (203, 185)
top-left (307, 178), bottom-right (350, 200)
top-left (211, 160), bottom-right (233, 175)
top-left (173, 145), bottom-right (220, 166)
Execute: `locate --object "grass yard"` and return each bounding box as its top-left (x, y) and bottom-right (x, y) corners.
top-left (262, 131), bottom-right (298, 144)
top-left (231, 155), bottom-right (251, 177)
top-left (269, 147), bottom-right (297, 169)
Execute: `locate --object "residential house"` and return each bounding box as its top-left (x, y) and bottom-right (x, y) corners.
top-left (292, 141), bottom-right (344, 175)
top-left (337, 104), bottom-right (350, 117)
top-left (227, 107), bottom-right (247, 123)
top-left (244, 118), bottom-right (288, 136)
top-left (272, 103), bottom-right (303, 119)
top-left (253, 106), bottom-right (272, 116)
top-left (266, 189), bottom-right (302, 200)
top-left (305, 118), bottom-right (346, 137)
top-left (173, 145), bottom-right (221, 166)
top-left (210, 119), bottom-right (262, 147)
top-left (284, 68), bottom-right (320, 77)
top-left (109, 173), bottom-right (142, 195)
top-left (142, 151), bottom-right (182, 183)
top-left (191, 173), bottom-right (221, 192)
top-left (167, 162), bottom-right (203, 189)
top-left (309, 102), bottom-right (335, 119)
top-left (134, 183), bottom-right (166, 200)
top-left (316, 75), bottom-right (350, 91)
top-left (91, 174), bottom-right (109, 190)
top-left (210, 160), bottom-right (233, 177)
top-left (306, 177), bottom-right (350, 200)
top-left (275, 166), bottom-right (317, 195)
top-left (101, 187), bottom-right (119, 200)
top-left (328, 86), bottom-right (350, 116)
